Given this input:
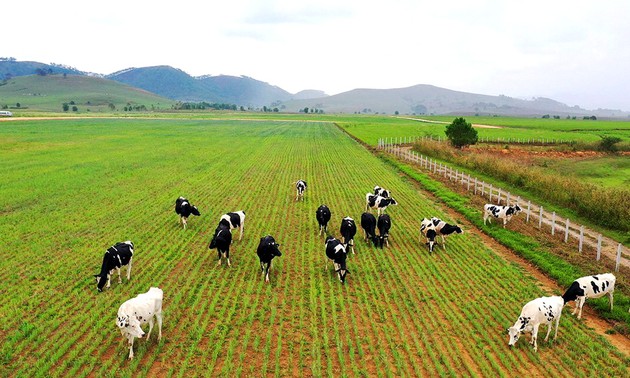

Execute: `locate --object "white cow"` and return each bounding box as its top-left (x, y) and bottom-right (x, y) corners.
top-left (508, 295), bottom-right (564, 352)
top-left (561, 273), bottom-right (615, 319)
top-left (483, 204), bottom-right (522, 227)
top-left (117, 287), bottom-right (163, 359)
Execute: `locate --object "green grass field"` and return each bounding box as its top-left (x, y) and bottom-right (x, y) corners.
top-left (0, 118), bottom-right (628, 377)
top-left (0, 75), bottom-right (174, 112)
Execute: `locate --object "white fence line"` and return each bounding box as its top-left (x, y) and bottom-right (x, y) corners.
top-left (377, 139), bottom-right (627, 271)
top-left (377, 135), bottom-right (577, 146)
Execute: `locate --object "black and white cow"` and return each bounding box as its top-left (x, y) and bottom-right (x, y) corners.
top-left (295, 180), bottom-right (307, 201)
top-left (339, 216), bottom-right (357, 254)
top-left (209, 223), bottom-right (233, 266)
top-left (325, 236), bottom-right (349, 283)
top-left (483, 204), bottom-right (522, 227)
top-left (316, 205), bottom-right (332, 236)
top-left (419, 217), bottom-right (463, 252)
top-left (117, 287), bottom-right (163, 360)
top-left (256, 235), bottom-right (282, 283)
top-left (377, 214), bottom-right (391, 248)
top-left (174, 196), bottom-right (200, 229)
top-left (508, 295), bottom-right (564, 352)
top-left (365, 193), bottom-right (398, 215)
top-left (373, 186), bottom-right (391, 198)
top-left (561, 273), bottom-right (616, 319)
top-left (94, 241), bottom-right (134, 292)
top-left (219, 210), bottom-right (246, 241)
top-left (360, 212), bottom-right (378, 247)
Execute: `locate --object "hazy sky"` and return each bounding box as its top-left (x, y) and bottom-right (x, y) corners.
top-left (4, 0), bottom-right (630, 110)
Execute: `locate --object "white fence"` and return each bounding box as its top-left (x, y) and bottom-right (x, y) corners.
top-left (377, 139), bottom-right (628, 271)
top-left (378, 136), bottom-right (576, 146)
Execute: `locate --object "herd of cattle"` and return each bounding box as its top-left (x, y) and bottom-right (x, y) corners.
top-left (96, 183), bottom-right (620, 358)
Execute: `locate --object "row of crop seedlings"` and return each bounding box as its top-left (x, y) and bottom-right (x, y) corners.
top-left (378, 136), bottom-right (577, 146)
top-left (378, 139), bottom-right (628, 271)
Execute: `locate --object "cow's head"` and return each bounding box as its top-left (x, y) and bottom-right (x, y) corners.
top-left (334, 257), bottom-right (348, 283)
top-left (117, 314), bottom-right (145, 338)
top-left (94, 274), bottom-right (107, 292)
top-left (507, 326), bottom-right (522, 347)
top-left (388, 198), bottom-right (398, 206)
top-left (378, 235), bottom-right (387, 249)
top-left (514, 204), bottom-right (522, 213)
top-left (191, 206), bottom-right (201, 216)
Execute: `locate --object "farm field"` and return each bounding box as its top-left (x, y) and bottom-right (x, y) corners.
top-left (340, 115), bottom-right (630, 146)
top-left (0, 118), bottom-right (628, 377)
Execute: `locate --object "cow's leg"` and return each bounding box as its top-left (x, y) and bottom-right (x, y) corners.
top-left (265, 261), bottom-right (271, 283)
top-left (543, 320), bottom-right (553, 342)
top-left (156, 312), bottom-right (162, 340)
top-left (577, 297), bottom-right (585, 319)
top-left (553, 313), bottom-right (561, 340)
top-left (608, 290), bottom-right (614, 311)
top-left (386, 237), bottom-right (389, 247)
top-left (531, 324), bottom-right (539, 351)
top-left (226, 249), bottom-right (231, 267)
top-left (128, 335), bottom-right (135, 359)
top-left (260, 261), bottom-right (265, 275)
top-left (571, 298), bottom-right (580, 315)
top-left (182, 217), bottom-right (187, 229)
top-left (239, 223), bottom-right (244, 241)
top-left (217, 251), bottom-right (222, 266)
top-left (126, 257), bottom-right (132, 281)
top-left (106, 272), bottom-right (112, 288)
top-left (147, 318), bottom-right (154, 340)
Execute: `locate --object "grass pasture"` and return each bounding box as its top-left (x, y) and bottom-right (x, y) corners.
top-left (0, 118), bottom-right (628, 377)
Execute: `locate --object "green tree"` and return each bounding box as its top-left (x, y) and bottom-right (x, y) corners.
top-left (62, 103), bottom-right (69, 112)
top-left (303, 107), bottom-right (309, 114)
top-left (71, 106), bottom-right (78, 112)
top-left (444, 117), bottom-right (478, 148)
top-left (598, 136), bottom-right (622, 153)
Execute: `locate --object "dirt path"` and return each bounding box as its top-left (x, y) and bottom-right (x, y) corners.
top-left (395, 116), bottom-right (503, 129)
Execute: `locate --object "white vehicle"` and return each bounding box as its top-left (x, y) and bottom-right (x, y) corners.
top-left (0, 110), bottom-right (12, 116)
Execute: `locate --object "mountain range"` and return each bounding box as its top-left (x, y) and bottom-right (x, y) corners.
top-left (1, 59), bottom-right (628, 117)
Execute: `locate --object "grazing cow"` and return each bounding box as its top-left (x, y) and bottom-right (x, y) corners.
top-left (507, 295), bottom-right (564, 352)
top-left (360, 212), bottom-right (378, 246)
top-left (340, 216), bottom-right (357, 254)
top-left (419, 217), bottom-right (463, 252)
top-left (561, 273), bottom-right (616, 319)
top-left (94, 241), bottom-right (134, 292)
top-left (316, 205), bottom-right (332, 236)
top-left (365, 193), bottom-right (398, 215)
top-left (377, 214), bottom-right (391, 248)
top-left (483, 204), bottom-right (522, 227)
top-left (373, 186), bottom-right (391, 198)
top-left (325, 236), bottom-right (349, 283)
top-left (219, 211), bottom-right (246, 241)
top-left (174, 196), bottom-right (200, 229)
top-left (256, 235), bottom-right (282, 283)
top-left (295, 180), bottom-right (307, 201)
top-left (116, 287), bottom-right (163, 360)
top-left (209, 223), bottom-right (233, 266)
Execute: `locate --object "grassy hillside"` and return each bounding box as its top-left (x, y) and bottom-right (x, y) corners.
top-left (0, 118), bottom-right (627, 377)
top-left (0, 74), bottom-right (175, 112)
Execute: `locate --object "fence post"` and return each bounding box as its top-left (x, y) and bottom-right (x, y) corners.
top-left (551, 212), bottom-right (556, 235)
top-left (506, 192), bottom-right (510, 205)
top-left (496, 189), bottom-right (501, 204)
top-left (526, 201), bottom-right (531, 223)
top-left (564, 218), bottom-right (569, 243)
top-left (489, 184), bottom-right (493, 202)
top-left (596, 235), bottom-right (602, 261)
top-left (538, 206), bottom-right (543, 228)
top-left (474, 178), bottom-right (478, 194)
top-left (481, 181), bottom-right (485, 196)
top-left (467, 175), bottom-right (471, 191)
top-left (616, 244), bottom-right (622, 272)
top-left (578, 226), bottom-right (584, 253)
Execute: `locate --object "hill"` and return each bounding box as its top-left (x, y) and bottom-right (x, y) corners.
top-left (0, 74), bottom-right (175, 112)
top-left (279, 84), bottom-right (630, 118)
top-left (107, 66), bottom-right (293, 107)
top-left (0, 59), bottom-right (86, 80)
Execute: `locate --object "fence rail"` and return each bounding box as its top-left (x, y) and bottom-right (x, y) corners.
top-left (377, 138), bottom-right (628, 271)
top-left (377, 136), bottom-right (577, 146)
